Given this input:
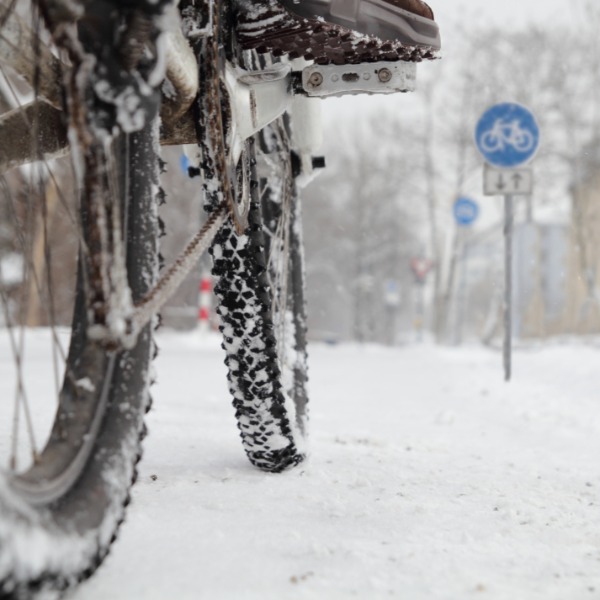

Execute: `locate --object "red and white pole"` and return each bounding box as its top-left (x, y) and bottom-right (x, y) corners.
top-left (198, 273), bottom-right (212, 333)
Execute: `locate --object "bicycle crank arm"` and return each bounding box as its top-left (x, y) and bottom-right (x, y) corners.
top-left (224, 62), bottom-right (293, 165)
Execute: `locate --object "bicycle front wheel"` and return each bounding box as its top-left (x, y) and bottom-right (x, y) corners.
top-left (192, 0), bottom-right (309, 472)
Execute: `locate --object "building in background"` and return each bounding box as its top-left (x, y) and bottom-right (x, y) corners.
top-left (563, 149), bottom-right (600, 334)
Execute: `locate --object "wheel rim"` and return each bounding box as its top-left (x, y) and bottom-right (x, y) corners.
top-left (1, 155), bottom-right (116, 505)
top-left (259, 117), bottom-right (309, 433)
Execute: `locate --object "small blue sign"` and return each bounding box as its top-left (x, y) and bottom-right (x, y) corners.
top-left (180, 153), bottom-right (190, 175)
top-left (453, 197), bottom-right (479, 227)
top-left (475, 103), bottom-right (539, 168)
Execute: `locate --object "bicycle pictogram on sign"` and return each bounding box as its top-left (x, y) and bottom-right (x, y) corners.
top-left (479, 118), bottom-right (535, 154)
top-left (453, 197), bottom-right (479, 227)
top-left (475, 103), bottom-right (539, 168)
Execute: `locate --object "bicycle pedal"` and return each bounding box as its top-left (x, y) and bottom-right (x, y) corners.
top-left (299, 60), bottom-right (416, 97)
top-left (235, 0), bottom-right (437, 66)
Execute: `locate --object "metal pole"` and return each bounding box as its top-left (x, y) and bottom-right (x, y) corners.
top-left (503, 194), bottom-right (514, 381)
top-left (418, 282), bottom-right (425, 342)
top-left (387, 305), bottom-right (397, 346)
top-left (454, 229), bottom-right (469, 345)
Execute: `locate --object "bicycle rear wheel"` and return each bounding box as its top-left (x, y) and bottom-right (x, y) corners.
top-left (209, 117), bottom-right (309, 472)
top-left (192, 0), bottom-right (309, 471)
top-left (0, 1), bottom-right (163, 594)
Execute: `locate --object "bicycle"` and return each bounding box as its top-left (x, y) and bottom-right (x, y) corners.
top-left (0, 0), bottom-right (439, 596)
top-left (479, 117), bottom-right (535, 154)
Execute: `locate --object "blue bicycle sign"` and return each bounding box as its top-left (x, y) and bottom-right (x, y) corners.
top-left (475, 103), bottom-right (540, 168)
top-left (453, 197), bottom-right (479, 227)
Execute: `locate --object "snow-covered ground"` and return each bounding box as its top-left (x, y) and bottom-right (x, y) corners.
top-left (2, 331), bottom-right (600, 598)
top-left (53, 332), bottom-right (599, 600)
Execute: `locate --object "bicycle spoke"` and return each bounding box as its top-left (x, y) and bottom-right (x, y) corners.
top-left (0, 0), bottom-right (18, 30)
top-left (1, 162), bottom-right (70, 472)
top-left (262, 122), bottom-right (294, 363)
top-left (40, 174), bottom-right (64, 401)
top-left (0, 1), bottom-right (62, 107)
top-left (2, 176), bottom-right (73, 359)
top-left (1, 292), bottom-right (39, 471)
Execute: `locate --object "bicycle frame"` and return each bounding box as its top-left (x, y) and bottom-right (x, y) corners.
top-left (1, 0), bottom-right (431, 590)
top-left (0, 0), bottom-right (419, 348)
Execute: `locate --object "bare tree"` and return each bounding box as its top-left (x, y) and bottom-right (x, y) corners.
top-left (302, 111), bottom-right (422, 342)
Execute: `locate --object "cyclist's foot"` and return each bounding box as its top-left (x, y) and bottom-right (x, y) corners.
top-left (235, 0), bottom-right (440, 66)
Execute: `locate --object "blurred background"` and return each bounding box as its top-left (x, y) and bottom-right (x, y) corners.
top-left (2, 0), bottom-right (600, 348)
top-left (165, 0), bottom-right (600, 347)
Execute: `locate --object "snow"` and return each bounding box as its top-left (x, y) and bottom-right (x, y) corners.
top-left (48, 331), bottom-right (600, 600)
top-left (0, 253), bottom-right (23, 286)
top-left (533, 203), bottom-right (571, 227)
top-left (75, 377), bottom-right (96, 393)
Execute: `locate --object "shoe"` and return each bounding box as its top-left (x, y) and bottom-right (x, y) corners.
top-left (235, 0), bottom-right (440, 66)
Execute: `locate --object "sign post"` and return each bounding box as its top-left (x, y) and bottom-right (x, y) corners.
top-left (384, 280), bottom-right (401, 346)
top-left (475, 102), bottom-right (540, 381)
top-left (410, 257), bottom-right (433, 342)
top-left (503, 194), bottom-right (514, 380)
top-left (452, 197), bottom-right (479, 344)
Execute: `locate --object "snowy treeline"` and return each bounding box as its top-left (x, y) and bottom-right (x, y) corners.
top-left (302, 2), bottom-right (600, 343)
top-left (3, 5), bottom-right (600, 340)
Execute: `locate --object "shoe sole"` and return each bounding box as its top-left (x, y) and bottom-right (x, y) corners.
top-left (281, 0), bottom-right (440, 50)
top-left (235, 0), bottom-right (439, 66)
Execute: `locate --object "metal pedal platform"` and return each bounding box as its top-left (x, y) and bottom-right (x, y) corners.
top-left (300, 60), bottom-right (416, 97)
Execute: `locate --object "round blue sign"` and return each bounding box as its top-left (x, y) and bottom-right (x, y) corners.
top-left (180, 153), bottom-right (190, 175)
top-left (475, 103), bottom-right (540, 168)
top-left (453, 197), bottom-right (479, 227)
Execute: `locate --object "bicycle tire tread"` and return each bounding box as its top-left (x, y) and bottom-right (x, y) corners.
top-left (210, 210), bottom-right (305, 472)
top-left (235, 0), bottom-right (438, 65)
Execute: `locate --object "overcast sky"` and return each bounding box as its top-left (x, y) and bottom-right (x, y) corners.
top-left (434, 0), bottom-right (579, 31)
top-left (323, 0), bottom-right (589, 118)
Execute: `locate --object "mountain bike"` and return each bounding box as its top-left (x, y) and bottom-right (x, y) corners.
top-left (0, 0), bottom-right (438, 595)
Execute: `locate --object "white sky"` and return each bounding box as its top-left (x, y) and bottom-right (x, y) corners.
top-left (434, 0), bottom-right (582, 34)
top-left (433, 0), bottom-right (588, 58)
top-left (323, 0), bottom-right (589, 120)
top-left (317, 0), bottom-right (590, 228)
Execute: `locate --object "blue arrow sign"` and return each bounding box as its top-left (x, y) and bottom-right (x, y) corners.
top-left (475, 103), bottom-right (540, 168)
top-left (453, 197), bottom-right (479, 227)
